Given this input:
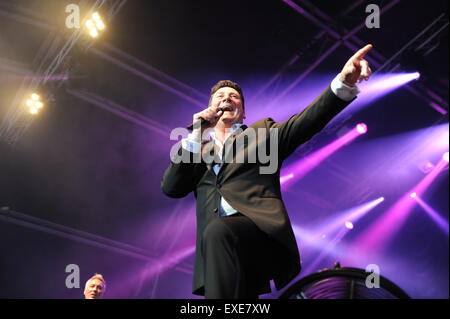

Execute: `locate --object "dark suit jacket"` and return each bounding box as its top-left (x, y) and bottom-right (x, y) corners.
top-left (161, 86), bottom-right (353, 295)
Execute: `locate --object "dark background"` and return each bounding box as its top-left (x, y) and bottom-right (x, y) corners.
top-left (0, 0), bottom-right (448, 298)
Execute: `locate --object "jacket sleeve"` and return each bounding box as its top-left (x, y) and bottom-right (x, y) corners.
top-left (271, 86), bottom-right (354, 160)
top-left (160, 145), bottom-right (203, 198)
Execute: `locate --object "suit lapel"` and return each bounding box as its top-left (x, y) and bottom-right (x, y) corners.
top-left (220, 124), bottom-right (248, 173)
top-left (201, 140), bottom-right (218, 173)
top-left (201, 125), bottom-right (249, 176)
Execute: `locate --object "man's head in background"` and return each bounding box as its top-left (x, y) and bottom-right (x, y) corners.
top-left (83, 273), bottom-right (106, 299)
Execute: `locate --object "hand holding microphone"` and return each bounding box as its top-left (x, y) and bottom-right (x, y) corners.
top-left (187, 106), bottom-right (224, 131)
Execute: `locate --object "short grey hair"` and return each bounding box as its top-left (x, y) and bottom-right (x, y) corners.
top-left (84, 273), bottom-right (106, 290)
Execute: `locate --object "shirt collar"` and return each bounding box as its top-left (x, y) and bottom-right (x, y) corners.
top-left (209, 123), bottom-right (244, 147)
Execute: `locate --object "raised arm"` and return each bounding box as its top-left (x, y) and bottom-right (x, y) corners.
top-left (273, 45), bottom-right (373, 159)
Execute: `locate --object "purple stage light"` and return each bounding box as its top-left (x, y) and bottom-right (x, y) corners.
top-left (418, 160), bottom-right (434, 174)
top-left (353, 157), bottom-right (448, 254)
top-left (280, 173), bottom-right (294, 184)
top-left (143, 245), bottom-right (195, 278)
top-left (358, 124), bottom-right (448, 185)
top-left (302, 227), bottom-right (350, 275)
top-left (318, 197), bottom-right (384, 234)
top-left (443, 152), bottom-right (449, 163)
top-left (356, 123), bottom-right (368, 134)
top-left (294, 197), bottom-right (384, 248)
top-left (415, 196), bottom-right (449, 236)
top-left (342, 73), bottom-right (426, 114)
top-left (436, 130), bottom-right (449, 149)
top-left (281, 125), bottom-right (364, 189)
top-left (364, 73), bottom-right (423, 91)
top-left (429, 102), bottom-right (448, 115)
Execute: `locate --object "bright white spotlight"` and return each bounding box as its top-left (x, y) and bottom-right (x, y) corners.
top-left (345, 221), bottom-right (354, 230)
top-left (96, 20), bottom-right (105, 30)
top-left (373, 196), bottom-right (385, 205)
top-left (356, 123), bottom-right (368, 134)
top-left (86, 12), bottom-right (105, 38)
top-left (26, 93), bottom-right (44, 114)
top-left (89, 28), bottom-right (98, 38)
top-left (86, 19), bottom-right (94, 29)
top-left (410, 192), bottom-right (417, 198)
top-left (413, 72), bottom-right (421, 80)
top-left (443, 152), bottom-right (449, 163)
top-left (280, 173), bottom-right (294, 184)
top-left (92, 12), bottom-right (101, 21)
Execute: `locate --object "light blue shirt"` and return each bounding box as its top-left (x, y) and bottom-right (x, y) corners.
top-left (181, 75), bottom-right (359, 217)
top-left (182, 124), bottom-right (243, 216)
top-left (209, 124), bottom-right (243, 217)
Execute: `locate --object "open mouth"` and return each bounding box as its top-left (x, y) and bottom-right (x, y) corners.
top-left (221, 105), bottom-right (233, 112)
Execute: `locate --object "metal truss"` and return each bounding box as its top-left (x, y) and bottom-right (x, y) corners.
top-left (66, 88), bottom-right (171, 137)
top-left (0, 208), bottom-right (194, 297)
top-left (0, 0), bottom-right (127, 146)
top-left (280, 0), bottom-right (448, 115)
top-left (260, 0), bottom-right (448, 209)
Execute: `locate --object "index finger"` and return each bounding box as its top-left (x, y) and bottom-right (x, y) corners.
top-left (352, 44), bottom-right (373, 60)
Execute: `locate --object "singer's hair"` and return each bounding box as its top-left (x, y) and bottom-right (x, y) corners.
top-left (85, 273), bottom-right (106, 290)
top-left (209, 80), bottom-right (245, 109)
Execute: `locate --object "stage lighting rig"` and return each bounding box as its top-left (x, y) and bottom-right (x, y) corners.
top-left (0, 0), bottom-right (127, 146)
top-left (85, 11), bottom-right (106, 38)
top-left (26, 93), bottom-right (44, 115)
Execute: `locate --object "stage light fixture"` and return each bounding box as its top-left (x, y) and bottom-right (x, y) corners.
top-left (92, 12), bottom-right (105, 30)
top-left (443, 152), bottom-right (449, 163)
top-left (85, 12), bottom-right (105, 38)
top-left (356, 123), bottom-right (368, 134)
top-left (344, 221), bottom-right (354, 230)
top-left (89, 28), bottom-right (98, 38)
top-left (25, 93), bottom-right (44, 115)
top-left (92, 12), bottom-right (100, 21)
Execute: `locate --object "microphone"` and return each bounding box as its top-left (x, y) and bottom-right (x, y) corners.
top-left (187, 107), bottom-right (224, 131)
top-left (187, 118), bottom-right (208, 131)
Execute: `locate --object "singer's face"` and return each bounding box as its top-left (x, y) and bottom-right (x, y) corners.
top-left (84, 279), bottom-right (105, 299)
top-left (210, 87), bottom-right (245, 126)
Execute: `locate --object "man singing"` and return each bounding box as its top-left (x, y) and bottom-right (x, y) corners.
top-left (161, 45), bottom-right (373, 299)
